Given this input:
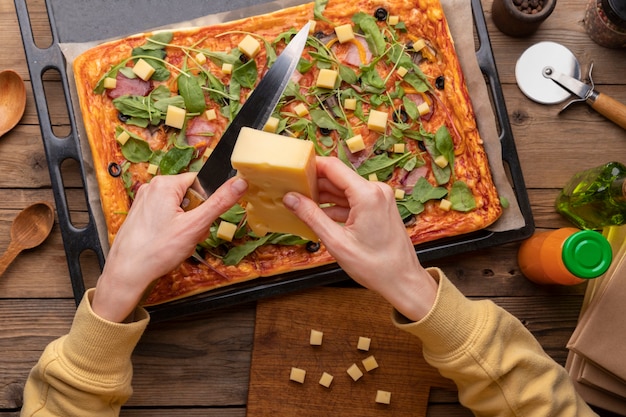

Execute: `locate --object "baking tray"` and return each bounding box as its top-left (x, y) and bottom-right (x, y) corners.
top-left (16, 0), bottom-right (534, 322)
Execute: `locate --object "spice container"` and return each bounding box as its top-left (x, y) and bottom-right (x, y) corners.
top-left (518, 228), bottom-right (612, 285)
top-left (584, 0), bottom-right (626, 48)
top-left (491, 0), bottom-right (557, 37)
top-left (556, 162), bottom-right (626, 230)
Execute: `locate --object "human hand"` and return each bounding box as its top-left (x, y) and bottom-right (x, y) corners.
top-left (92, 173), bottom-right (247, 322)
top-left (283, 157), bottom-right (437, 321)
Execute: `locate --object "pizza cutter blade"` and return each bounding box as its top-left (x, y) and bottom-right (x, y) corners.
top-left (515, 41), bottom-right (626, 130)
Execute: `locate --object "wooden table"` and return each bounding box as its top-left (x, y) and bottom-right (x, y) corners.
top-left (1, 0), bottom-right (625, 415)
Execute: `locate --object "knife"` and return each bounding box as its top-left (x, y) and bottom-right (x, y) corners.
top-left (182, 21), bottom-right (311, 210)
top-left (543, 65), bottom-right (626, 130)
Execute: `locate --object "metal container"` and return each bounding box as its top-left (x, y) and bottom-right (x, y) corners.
top-left (584, 0), bottom-right (626, 48)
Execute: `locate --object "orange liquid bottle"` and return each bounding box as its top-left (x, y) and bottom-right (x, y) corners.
top-left (518, 228), bottom-right (612, 285)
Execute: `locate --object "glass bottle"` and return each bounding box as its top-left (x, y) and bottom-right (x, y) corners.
top-left (556, 162), bottom-right (626, 230)
top-left (584, 0), bottom-right (626, 48)
top-left (518, 228), bottom-right (612, 285)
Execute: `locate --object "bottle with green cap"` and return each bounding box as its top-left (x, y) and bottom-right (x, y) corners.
top-left (518, 227), bottom-right (612, 285)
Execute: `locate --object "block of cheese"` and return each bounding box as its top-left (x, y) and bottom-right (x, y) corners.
top-left (309, 329), bottom-right (323, 346)
top-left (347, 363), bottom-right (364, 381)
top-left (362, 355), bottom-right (379, 372)
top-left (231, 127), bottom-right (319, 241)
top-left (165, 105), bottom-right (186, 129)
top-left (132, 58), bottom-right (156, 81)
top-left (375, 390), bottom-right (391, 404)
top-left (290, 367), bottom-right (306, 383)
top-left (318, 372), bottom-right (333, 388)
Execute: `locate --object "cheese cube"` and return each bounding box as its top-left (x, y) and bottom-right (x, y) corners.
top-left (116, 130), bottom-right (130, 146)
top-left (195, 52), bottom-right (207, 65)
top-left (165, 105), bottom-right (186, 129)
top-left (203, 147), bottom-right (214, 158)
top-left (216, 221), bottom-right (238, 242)
top-left (205, 109), bottom-right (217, 121)
top-left (389, 15), bottom-right (400, 25)
top-left (132, 58), bottom-right (156, 81)
top-left (262, 116), bottom-right (280, 133)
top-left (238, 34), bottom-right (261, 58)
top-left (393, 143), bottom-right (405, 153)
top-left (222, 63), bottom-right (233, 75)
top-left (316, 69), bottom-right (338, 89)
top-left (294, 103), bottom-right (309, 117)
top-left (357, 336), bottom-right (371, 351)
top-left (367, 109), bottom-right (388, 133)
top-left (231, 127), bottom-right (319, 241)
top-left (375, 390), bottom-right (391, 404)
top-left (319, 372), bottom-right (334, 388)
top-left (290, 367), bottom-right (306, 384)
top-left (368, 173), bottom-right (378, 182)
top-left (362, 355), bottom-right (379, 372)
top-left (334, 23), bottom-right (355, 43)
top-left (344, 98), bottom-right (357, 111)
top-left (412, 38), bottom-right (427, 52)
top-left (439, 198), bottom-right (452, 211)
top-left (346, 134), bottom-right (365, 153)
top-left (347, 364), bottom-right (364, 381)
top-left (417, 101), bottom-right (431, 116)
top-left (434, 154), bottom-right (449, 168)
top-left (394, 189), bottom-right (405, 200)
top-left (310, 329), bottom-right (323, 346)
top-left (396, 66), bottom-right (408, 78)
top-left (147, 163), bottom-right (159, 175)
top-left (103, 77), bottom-right (117, 89)
top-left (308, 20), bottom-right (317, 34)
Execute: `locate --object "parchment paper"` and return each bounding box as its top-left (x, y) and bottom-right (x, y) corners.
top-left (60, 0), bottom-right (526, 256)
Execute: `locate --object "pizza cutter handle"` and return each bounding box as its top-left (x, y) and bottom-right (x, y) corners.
top-left (588, 92), bottom-right (626, 130)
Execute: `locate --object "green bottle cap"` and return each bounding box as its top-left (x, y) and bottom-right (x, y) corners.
top-left (562, 230), bottom-right (612, 279)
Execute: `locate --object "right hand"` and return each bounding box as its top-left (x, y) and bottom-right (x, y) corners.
top-left (283, 157), bottom-right (437, 321)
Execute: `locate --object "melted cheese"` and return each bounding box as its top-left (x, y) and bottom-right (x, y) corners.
top-left (231, 127), bottom-right (319, 241)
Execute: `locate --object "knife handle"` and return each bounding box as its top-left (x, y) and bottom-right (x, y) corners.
top-left (588, 92), bottom-right (626, 130)
top-left (181, 188), bottom-right (207, 212)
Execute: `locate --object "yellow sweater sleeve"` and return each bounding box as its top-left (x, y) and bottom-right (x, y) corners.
top-left (393, 267), bottom-right (598, 417)
top-left (21, 289), bottom-right (149, 417)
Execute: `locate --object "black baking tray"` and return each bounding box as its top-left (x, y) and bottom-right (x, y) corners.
top-left (16, 0), bottom-right (534, 322)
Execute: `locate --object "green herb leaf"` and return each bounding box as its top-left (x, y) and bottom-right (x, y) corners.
top-left (313, 0), bottom-right (333, 24)
top-left (159, 146), bottom-right (194, 175)
top-left (121, 137), bottom-right (153, 163)
top-left (143, 32), bottom-right (173, 50)
top-left (220, 204), bottom-right (246, 224)
top-left (223, 235), bottom-right (273, 265)
top-left (178, 74), bottom-right (206, 113)
top-left (412, 177), bottom-right (448, 203)
top-left (233, 59), bottom-right (257, 89)
top-left (449, 181), bottom-right (476, 212)
top-left (352, 12), bottom-right (386, 56)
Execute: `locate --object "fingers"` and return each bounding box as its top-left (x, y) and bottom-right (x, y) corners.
top-left (283, 192), bottom-right (344, 244)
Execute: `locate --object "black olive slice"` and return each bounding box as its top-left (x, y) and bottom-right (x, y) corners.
top-left (319, 127), bottom-right (332, 136)
top-left (435, 75), bottom-right (445, 90)
top-left (374, 7), bottom-right (388, 21)
top-left (306, 241), bottom-right (321, 252)
top-left (108, 162), bottom-right (122, 177)
top-left (393, 109), bottom-right (409, 123)
top-left (117, 112), bottom-right (131, 123)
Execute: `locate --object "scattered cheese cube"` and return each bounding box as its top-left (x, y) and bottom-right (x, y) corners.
top-left (434, 154), bottom-right (449, 168)
top-left (396, 66), bottom-right (408, 78)
top-left (216, 221), bottom-right (238, 242)
top-left (262, 116), bottom-right (280, 133)
top-left (412, 38), bottom-right (427, 52)
top-left (368, 173), bottom-right (378, 182)
top-left (393, 143), bottom-right (405, 153)
top-left (147, 163), bottom-right (159, 175)
top-left (132, 58), bottom-right (156, 81)
top-left (310, 329), bottom-right (323, 346)
top-left (203, 147), bottom-right (214, 158)
top-left (116, 130), bottom-right (130, 146)
top-left (308, 20), bottom-right (317, 34)
top-left (346, 134), bottom-right (366, 153)
top-left (367, 109), bottom-right (388, 133)
top-left (205, 109), bottom-right (217, 121)
top-left (231, 127), bottom-right (319, 241)
top-left (344, 98), bottom-right (357, 111)
top-left (294, 103), bottom-right (309, 117)
top-left (394, 189), bottom-right (405, 200)
top-left (290, 367), bottom-right (306, 384)
top-left (165, 105), bottom-right (186, 129)
top-left (439, 198), bottom-right (452, 211)
top-left (357, 336), bottom-right (371, 351)
top-left (319, 372), bottom-right (334, 388)
top-left (316, 68), bottom-right (338, 89)
top-left (347, 363), bottom-right (364, 381)
top-left (389, 15), bottom-right (400, 25)
top-left (222, 63), bottom-right (233, 75)
top-left (375, 390), bottom-right (392, 404)
top-left (362, 355), bottom-right (379, 372)
top-left (195, 52), bottom-right (207, 65)
top-left (334, 23), bottom-right (355, 43)
top-left (103, 77), bottom-right (117, 89)
top-left (238, 34), bottom-right (261, 58)
top-left (417, 101), bottom-right (431, 116)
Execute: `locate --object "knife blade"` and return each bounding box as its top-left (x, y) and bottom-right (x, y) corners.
top-left (182, 21), bottom-right (311, 210)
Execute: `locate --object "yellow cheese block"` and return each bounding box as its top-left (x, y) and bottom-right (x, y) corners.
top-left (231, 127), bottom-right (319, 241)
top-left (132, 58), bottom-right (156, 81)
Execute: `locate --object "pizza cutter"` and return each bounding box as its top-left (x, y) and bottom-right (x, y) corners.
top-left (515, 42), bottom-right (626, 130)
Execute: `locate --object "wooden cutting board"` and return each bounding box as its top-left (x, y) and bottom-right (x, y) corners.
top-left (247, 286), bottom-right (456, 416)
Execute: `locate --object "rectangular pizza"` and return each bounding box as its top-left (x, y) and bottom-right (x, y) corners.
top-left (72, 0), bottom-right (503, 305)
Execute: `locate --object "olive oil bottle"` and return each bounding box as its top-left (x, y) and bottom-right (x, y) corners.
top-left (556, 162), bottom-right (626, 230)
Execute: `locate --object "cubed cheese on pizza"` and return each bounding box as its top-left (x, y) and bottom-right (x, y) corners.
top-left (367, 109), bottom-right (388, 133)
top-left (103, 77), bottom-right (117, 89)
top-left (222, 63), bottom-right (233, 74)
top-left (205, 109), bottom-right (217, 121)
top-left (231, 127), bottom-right (319, 241)
top-left (335, 24), bottom-right (355, 43)
top-left (316, 69), bottom-right (338, 89)
top-left (132, 58), bottom-right (156, 81)
top-left (344, 98), bottom-right (357, 110)
top-left (294, 103), bottom-right (309, 117)
top-left (165, 105), bottom-right (186, 129)
top-left (346, 134), bottom-right (365, 153)
top-left (195, 52), bottom-right (207, 65)
top-left (216, 221), bottom-right (238, 242)
top-left (116, 130), bottom-right (130, 145)
top-left (262, 116), bottom-right (280, 133)
top-left (238, 35), bottom-right (261, 58)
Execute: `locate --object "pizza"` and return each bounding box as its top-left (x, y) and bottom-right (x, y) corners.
top-left (72, 0), bottom-right (503, 306)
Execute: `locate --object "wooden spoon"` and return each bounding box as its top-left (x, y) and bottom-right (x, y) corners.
top-left (0, 202), bottom-right (55, 276)
top-left (0, 70), bottom-right (27, 138)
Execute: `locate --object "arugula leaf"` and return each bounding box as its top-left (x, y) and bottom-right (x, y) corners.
top-left (435, 125), bottom-right (454, 172)
top-left (178, 74), bottom-right (206, 113)
top-left (339, 65), bottom-right (358, 85)
top-left (396, 198), bottom-right (424, 219)
top-left (412, 177), bottom-right (448, 203)
top-left (220, 204), bottom-right (246, 224)
top-left (223, 235), bottom-right (273, 265)
top-left (310, 109), bottom-right (348, 138)
top-left (233, 59), bottom-right (257, 89)
top-left (352, 12), bottom-right (386, 56)
top-left (159, 146), bottom-right (194, 175)
top-left (313, 0), bottom-right (333, 24)
top-left (449, 181), bottom-right (477, 212)
top-left (357, 153), bottom-right (412, 180)
top-left (143, 32), bottom-right (174, 50)
top-left (121, 137), bottom-right (153, 163)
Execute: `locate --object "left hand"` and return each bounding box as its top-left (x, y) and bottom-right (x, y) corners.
top-left (92, 173), bottom-right (247, 322)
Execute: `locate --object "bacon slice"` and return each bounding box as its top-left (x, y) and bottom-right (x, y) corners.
top-left (107, 72), bottom-right (152, 99)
